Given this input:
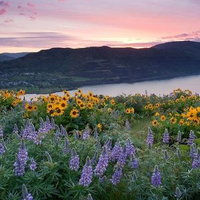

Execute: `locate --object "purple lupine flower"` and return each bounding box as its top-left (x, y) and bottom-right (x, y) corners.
top-left (192, 159), bottom-right (198, 169)
top-left (190, 144), bottom-right (198, 159)
top-left (22, 184), bottom-right (34, 200)
top-left (79, 157), bottom-right (93, 187)
top-left (116, 147), bottom-right (127, 168)
top-left (114, 110), bottom-right (119, 118)
top-left (87, 194), bottom-right (93, 200)
top-left (151, 165), bottom-right (161, 187)
top-left (29, 158), bottom-right (37, 171)
top-left (129, 155), bottom-right (138, 169)
top-left (174, 187), bottom-right (182, 199)
top-left (18, 140), bottom-right (28, 164)
top-left (177, 131), bottom-right (182, 143)
top-left (14, 155), bottom-right (25, 176)
top-left (38, 120), bottom-right (49, 134)
top-left (13, 124), bottom-right (21, 139)
top-left (91, 151), bottom-right (98, 165)
top-left (82, 126), bottom-right (90, 140)
top-left (63, 139), bottom-right (70, 154)
top-left (39, 117), bottom-right (44, 127)
top-left (0, 142), bottom-right (6, 155)
top-left (94, 147), bottom-right (109, 176)
top-left (0, 124), bottom-right (3, 138)
top-left (22, 120), bottom-right (37, 141)
top-left (104, 138), bottom-right (112, 160)
top-left (21, 98), bottom-right (26, 110)
top-left (74, 130), bottom-right (79, 140)
top-left (60, 124), bottom-right (68, 137)
top-left (125, 119), bottom-right (131, 130)
top-left (163, 129), bottom-right (169, 144)
top-left (125, 139), bottom-right (136, 156)
top-left (163, 150), bottom-right (169, 160)
top-left (55, 129), bottom-right (61, 145)
top-left (105, 138), bottom-right (112, 150)
top-left (69, 149), bottom-right (80, 171)
top-left (51, 118), bottom-right (56, 129)
top-left (111, 142), bottom-right (123, 162)
top-left (110, 167), bottom-right (122, 185)
top-left (187, 130), bottom-right (195, 146)
top-left (146, 127), bottom-right (154, 148)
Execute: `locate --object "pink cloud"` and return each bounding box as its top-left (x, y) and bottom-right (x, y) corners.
top-left (4, 19), bottom-right (13, 23)
top-left (29, 16), bottom-right (36, 20)
top-left (0, 0), bottom-right (9, 16)
top-left (162, 30), bottom-right (200, 40)
top-left (0, 1), bottom-right (9, 7)
top-left (0, 8), bottom-right (6, 15)
top-left (27, 3), bottom-right (35, 8)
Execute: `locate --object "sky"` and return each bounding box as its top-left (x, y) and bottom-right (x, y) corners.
top-left (0, 0), bottom-right (200, 53)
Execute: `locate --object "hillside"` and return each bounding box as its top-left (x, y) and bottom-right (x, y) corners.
top-left (0, 41), bottom-right (200, 93)
top-left (0, 54), bottom-right (13, 62)
top-left (0, 52), bottom-right (30, 62)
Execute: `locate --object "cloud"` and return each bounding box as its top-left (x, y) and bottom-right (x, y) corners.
top-left (161, 30), bottom-right (200, 40)
top-left (27, 3), bottom-right (35, 8)
top-left (0, 32), bottom-right (76, 48)
top-left (0, 1), bottom-right (9, 7)
top-left (0, 0), bottom-right (9, 15)
top-left (4, 19), bottom-right (13, 23)
top-left (0, 8), bottom-right (6, 15)
top-left (29, 16), bottom-right (36, 20)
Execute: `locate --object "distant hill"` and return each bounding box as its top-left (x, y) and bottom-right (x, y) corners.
top-left (0, 41), bottom-right (200, 93)
top-left (0, 52), bottom-right (30, 62)
top-left (2, 52), bottom-right (30, 59)
top-left (0, 54), bottom-right (13, 62)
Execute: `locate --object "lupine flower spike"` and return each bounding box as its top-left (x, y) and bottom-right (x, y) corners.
top-left (163, 128), bottom-right (169, 144)
top-left (69, 149), bottom-right (80, 171)
top-left (94, 146), bottom-right (108, 176)
top-left (151, 165), bottom-right (161, 187)
top-left (79, 156), bottom-right (93, 187)
top-left (22, 184), bottom-right (34, 200)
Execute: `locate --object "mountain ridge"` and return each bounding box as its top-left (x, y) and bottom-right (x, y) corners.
top-left (0, 41), bottom-right (200, 93)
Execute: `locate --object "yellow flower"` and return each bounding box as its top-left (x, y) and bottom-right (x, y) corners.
top-left (97, 123), bottom-right (102, 131)
top-left (76, 98), bottom-right (82, 105)
top-left (33, 105), bottom-right (38, 111)
top-left (179, 119), bottom-right (185, 125)
top-left (55, 108), bottom-right (64, 116)
top-left (152, 120), bottom-right (159, 126)
top-left (131, 108), bottom-right (135, 114)
top-left (70, 108), bottom-right (79, 118)
top-left (154, 112), bottom-right (160, 117)
top-left (170, 117), bottom-right (177, 124)
top-left (107, 108), bottom-right (112, 113)
top-left (87, 102), bottom-right (93, 109)
top-left (79, 102), bottom-right (86, 110)
top-left (110, 99), bottom-right (115, 105)
top-left (160, 115), bottom-right (166, 121)
top-left (126, 108), bottom-right (131, 114)
top-left (59, 100), bottom-right (68, 109)
top-left (27, 105), bottom-right (33, 112)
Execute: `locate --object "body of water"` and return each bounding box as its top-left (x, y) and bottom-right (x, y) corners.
top-left (24, 75), bottom-right (200, 100)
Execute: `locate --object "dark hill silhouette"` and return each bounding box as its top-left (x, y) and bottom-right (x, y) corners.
top-left (0, 41), bottom-right (200, 93)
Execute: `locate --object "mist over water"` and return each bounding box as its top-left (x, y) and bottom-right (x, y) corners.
top-left (25, 75), bottom-right (200, 100)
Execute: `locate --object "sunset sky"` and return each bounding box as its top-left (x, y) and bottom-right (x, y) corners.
top-left (0, 0), bottom-right (200, 53)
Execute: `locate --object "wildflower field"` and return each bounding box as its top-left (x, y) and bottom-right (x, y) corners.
top-left (1, 88), bottom-right (200, 200)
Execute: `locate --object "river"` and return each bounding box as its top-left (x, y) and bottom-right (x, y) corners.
top-left (24, 74), bottom-right (200, 100)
